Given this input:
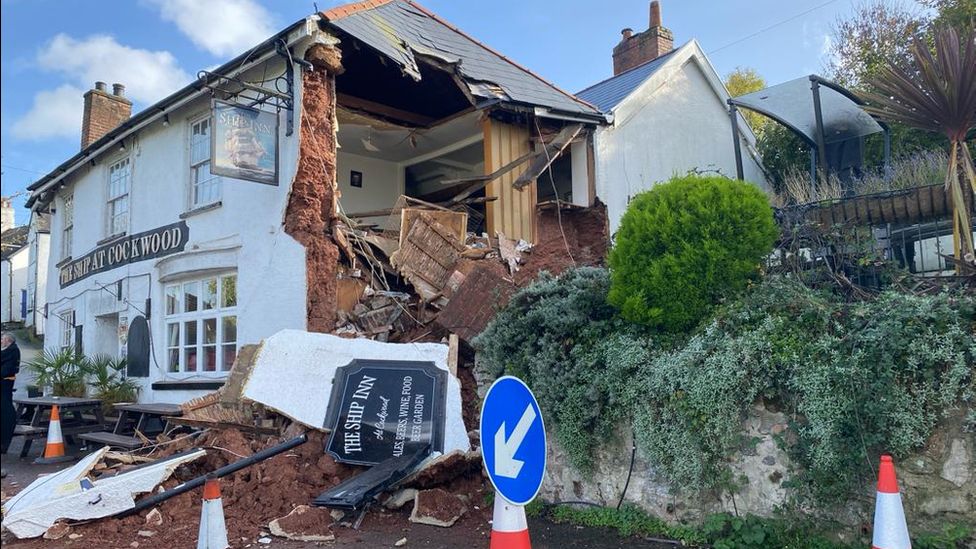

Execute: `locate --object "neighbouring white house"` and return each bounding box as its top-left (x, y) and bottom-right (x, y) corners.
top-left (1, 219), bottom-right (30, 325)
top-left (25, 1), bottom-right (603, 404)
top-left (576, 1), bottom-right (768, 235)
top-left (24, 211), bottom-right (51, 335)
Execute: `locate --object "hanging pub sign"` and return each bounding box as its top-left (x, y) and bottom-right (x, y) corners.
top-left (324, 359), bottom-right (448, 466)
top-left (211, 99), bottom-right (279, 185)
top-left (59, 221), bottom-right (188, 288)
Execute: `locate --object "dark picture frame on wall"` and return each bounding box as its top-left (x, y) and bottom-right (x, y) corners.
top-left (350, 170), bottom-right (363, 188)
top-left (210, 99), bottom-right (279, 185)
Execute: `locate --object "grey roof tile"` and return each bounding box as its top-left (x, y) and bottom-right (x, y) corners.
top-left (328, 1), bottom-right (598, 116)
top-left (576, 49), bottom-right (679, 112)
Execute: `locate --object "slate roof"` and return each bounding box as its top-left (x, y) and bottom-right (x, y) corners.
top-left (0, 226), bottom-right (29, 260)
top-left (576, 48), bottom-right (679, 113)
top-left (323, 0), bottom-right (600, 117)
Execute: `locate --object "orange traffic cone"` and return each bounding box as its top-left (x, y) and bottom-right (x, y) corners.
top-left (34, 405), bottom-right (73, 464)
top-left (197, 476), bottom-right (229, 549)
top-left (872, 455), bottom-right (911, 549)
top-left (490, 494), bottom-right (531, 549)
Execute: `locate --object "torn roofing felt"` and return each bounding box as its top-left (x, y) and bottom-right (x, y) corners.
top-left (322, 0), bottom-right (600, 118)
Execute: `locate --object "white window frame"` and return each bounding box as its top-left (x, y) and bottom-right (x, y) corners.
top-left (107, 157), bottom-right (131, 236)
top-left (164, 273), bottom-right (238, 376)
top-left (61, 194), bottom-right (74, 259)
top-left (189, 115), bottom-right (221, 209)
top-left (59, 310), bottom-right (74, 351)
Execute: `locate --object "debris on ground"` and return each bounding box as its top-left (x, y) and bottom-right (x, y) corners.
top-left (268, 505), bottom-right (335, 542)
top-left (2, 447), bottom-right (205, 539)
top-left (409, 488), bottom-right (467, 528)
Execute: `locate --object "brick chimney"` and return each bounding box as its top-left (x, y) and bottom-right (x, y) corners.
top-left (612, 1), bottom-right (674, 75)
top-left (80, 81), bottom-right (132, 149)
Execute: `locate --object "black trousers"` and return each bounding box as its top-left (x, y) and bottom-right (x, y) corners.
top-left (1, 379), bottom-right (14, 453)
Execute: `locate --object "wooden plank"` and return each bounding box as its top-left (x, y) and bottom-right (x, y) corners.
top-left (337, 93), bottom-right (435, 127)
top-left (447, 334), bottom-right (459, 379)
top-left (390, 214), bottom-right (465, 301)
top-left (399, 208), bottom-right (468, 248)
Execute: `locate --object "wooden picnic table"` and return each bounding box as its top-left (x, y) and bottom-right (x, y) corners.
top-left (13, 396), bottom-right (107, 458)
top-left (79, 402), bottom-right (183, 450)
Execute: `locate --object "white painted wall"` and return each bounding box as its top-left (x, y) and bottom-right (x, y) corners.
top-left (2, 246), bottom-right (29, 323)
top-left (41, 61), bottom-right (310, 404)
top-left (26, 217), bottom-right (49, 334)
top-left (337, 151), bottom-right (402, 227)
top-left (594, 43), bottom-right (768, 235)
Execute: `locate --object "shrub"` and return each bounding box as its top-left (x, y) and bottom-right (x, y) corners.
top-left (474, 267), bottom-right (645, 471)
top-left (87, 355), bottom-right (140, 415)
top-left (26, 348), bottom-right (89, 397)
top-left (608, 175), bottom-right (778, 332)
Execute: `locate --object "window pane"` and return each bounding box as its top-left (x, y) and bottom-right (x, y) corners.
top-left (203, 318), bottom-right (217, 344)
top-left (183, 281), bottom-right (199, 312)
top-left (202, 345), bottom-right (217, 372)
top-left (184, 320), bottom-right (198, 346)
top-left (165, 285), bottom-right (180, 315)
top-left (221, 316), bottom-right (237, 343)
top-left (191, 119), bottom-right (211, 164)
top-left (166, 323), bottom-right (180, 347)
top-left (221, 275), bottom-right (237, 307)
top-left (202, 278), bottom-right (217, 310)
top-left (184, 347), bottom-right (198, 372)
top-left (168, 349), bottom-right (180, 372)
top-left (221, 344), bottom-right (236, 371)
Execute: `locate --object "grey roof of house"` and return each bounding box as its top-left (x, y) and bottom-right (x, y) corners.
top-left (0, 226), bottom-right (29, 260)
top-left (576, 48), bottom-right (679, 113)
top-left (325, 0), bottom-right (600, 118)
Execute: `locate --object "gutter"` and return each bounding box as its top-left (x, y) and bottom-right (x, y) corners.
top-left (26, 17), bottom-right (319, 210)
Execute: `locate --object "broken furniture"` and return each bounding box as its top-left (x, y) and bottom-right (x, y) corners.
top-left (12, 396), bottom-right (107, 458)
top-left (79, 402), bottom-right (183, 450)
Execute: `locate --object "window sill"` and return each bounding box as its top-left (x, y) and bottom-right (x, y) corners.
top-left (97, 232), bottom-right (127, 246)
top-left (151, 378), bottom-right (226, 391)
top-left (55, 256), bottom-right (73, 268)
top-left (180, 201), bottom-right (222, 219)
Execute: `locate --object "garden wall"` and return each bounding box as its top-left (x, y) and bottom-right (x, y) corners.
top-left (540, 401), bottom-right (974, 539)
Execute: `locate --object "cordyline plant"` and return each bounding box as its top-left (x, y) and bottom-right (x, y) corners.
top-left (862, 26), bottom-right (976, 270)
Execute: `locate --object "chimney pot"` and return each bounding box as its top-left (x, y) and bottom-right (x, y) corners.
top-left (621, 28), bottom-right (633, 40)
top-left (650, 1), bottom-right (662, 28)
top-left (112, 83), bottom-right (125, 97)
top-left (95, 81), bottom-right (107, 92)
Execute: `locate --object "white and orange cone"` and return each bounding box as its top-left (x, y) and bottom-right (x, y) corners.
top-left (197, 476), bottom-right (229, 549)
top-left (490, 494), bottom-right (531, 549)
top-left (34, 405), bottom-right (73, 464)
top-left (872, 454), bottom-right (911, 549)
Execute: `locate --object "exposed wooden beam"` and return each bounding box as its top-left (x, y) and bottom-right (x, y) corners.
top-left (337, 93), bottom-right (436, 127)
top-left (401, 134), bottom-right (484, 167)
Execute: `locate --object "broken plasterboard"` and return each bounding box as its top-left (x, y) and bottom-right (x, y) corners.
top-left (239, 330), bottom-right (470, 456)
top-left (1, 448), bottom-right (206, 539)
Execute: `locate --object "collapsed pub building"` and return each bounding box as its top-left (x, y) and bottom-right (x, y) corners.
top-left (25, 0), bottom-right (609, 405)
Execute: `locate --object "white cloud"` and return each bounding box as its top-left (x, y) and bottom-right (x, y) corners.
top-left (37, 33), bottom-right (191, 104)
top-left (12, 84), bottom-right (86, 140)
top-left (12, 34), bottom-right (191, 141)
top-left (149, 0), bottom-right (276, 57)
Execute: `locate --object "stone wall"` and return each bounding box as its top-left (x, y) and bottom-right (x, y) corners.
top-left (540, 400), bottom-right (974, 537)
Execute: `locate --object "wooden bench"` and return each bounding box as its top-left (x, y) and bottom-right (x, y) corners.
top-left (13, 425), bottom-right (47, 458)
top-left (78, 432), bottom-right (145, 450)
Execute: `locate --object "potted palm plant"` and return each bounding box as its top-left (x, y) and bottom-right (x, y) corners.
top-left (86, 354), bottom-right (140, 416)
top-left (25, 348), bottom-right (89, 397)
top-left (862, 26), bottom-right (976, 272)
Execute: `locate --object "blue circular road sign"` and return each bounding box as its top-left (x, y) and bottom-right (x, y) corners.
top-left (480, 376), bottom-right (546, 506)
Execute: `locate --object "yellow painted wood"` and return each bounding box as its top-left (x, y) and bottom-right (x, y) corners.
top-left (483, 118), bottom-right (536, 242)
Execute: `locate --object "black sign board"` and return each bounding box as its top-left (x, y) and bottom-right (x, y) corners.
top-left (59, 221), bottom-right (188, 288)
top-left (324, 359), bottom-right (447, 466)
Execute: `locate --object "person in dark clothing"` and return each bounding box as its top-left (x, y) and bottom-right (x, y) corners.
top-left (1, 332), bottom-right (20, 464)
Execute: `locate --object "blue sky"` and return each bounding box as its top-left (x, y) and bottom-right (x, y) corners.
top-left (0, 0), bottom-right (917, 225)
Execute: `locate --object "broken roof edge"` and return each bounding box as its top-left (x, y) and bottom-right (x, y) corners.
top-left (320, 0), bottom-right (600, 117)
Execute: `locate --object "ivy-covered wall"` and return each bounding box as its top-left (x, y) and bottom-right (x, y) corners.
top-left (474, 268), bottom-right (975, 539)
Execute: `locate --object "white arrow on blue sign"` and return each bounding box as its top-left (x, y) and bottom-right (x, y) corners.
top-left (480, 376), bottom-right (546, 506)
